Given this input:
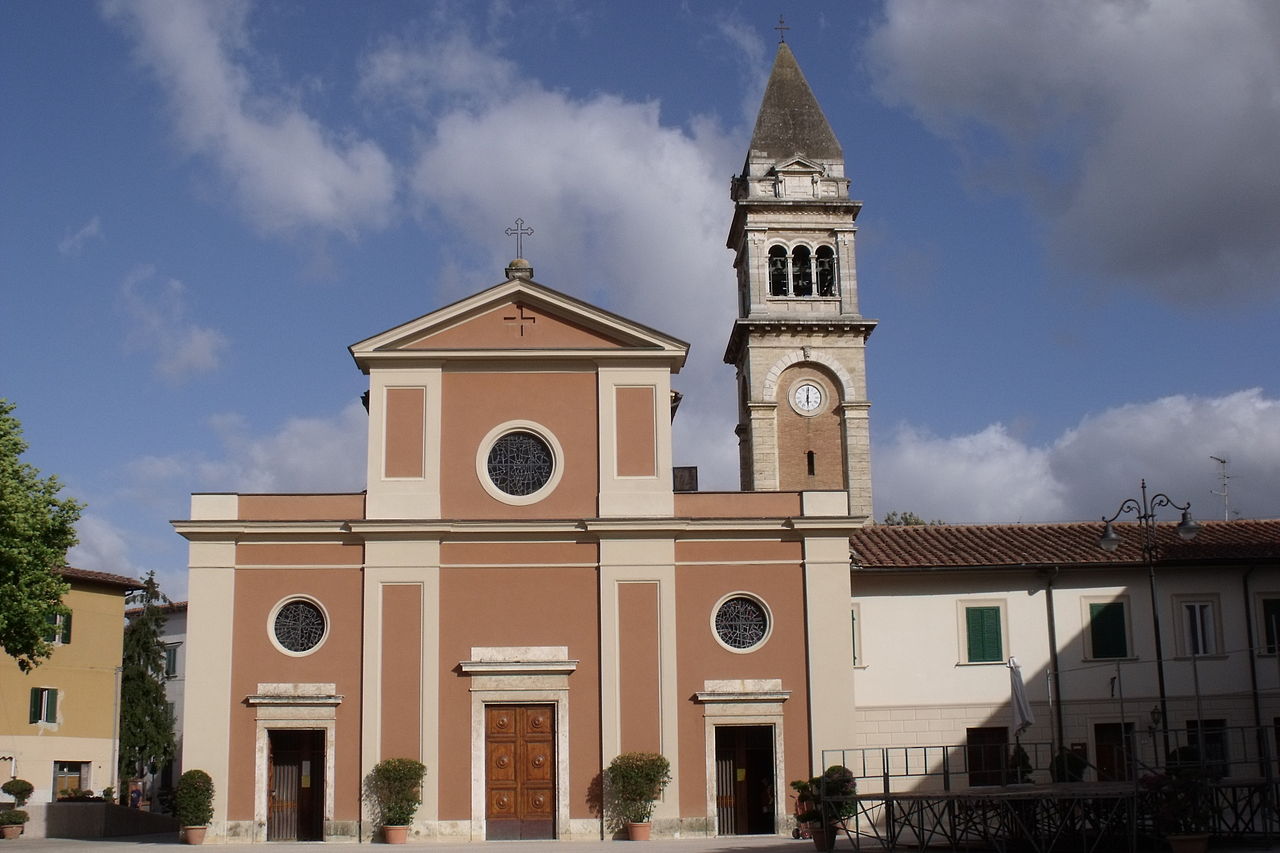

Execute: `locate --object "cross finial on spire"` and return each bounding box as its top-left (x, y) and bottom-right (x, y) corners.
top-left (774, 15), bottom-right (789, 43)
top-left (505, 218), bottom-right (534, 259)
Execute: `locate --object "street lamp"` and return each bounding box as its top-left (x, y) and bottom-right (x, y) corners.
top-left (1098, 479), bottom-right (1200, 761)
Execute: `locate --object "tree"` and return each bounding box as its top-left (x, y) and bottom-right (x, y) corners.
top-left (0, 399), bottom-right (81, 672)
top-left (119, 571), bottom-right (176, 785)
top-left (881, 510), bottom-right (940, 526)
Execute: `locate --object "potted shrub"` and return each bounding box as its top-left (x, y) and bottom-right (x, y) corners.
top-left (365, 758), bottom-right (427, 844)
top-left (0, 809), bottom-right (28, 840)
top-left (791, 765), bottom-right (857, 851)
top-left (1142, 767), bottom-right (1214, 853)
top-left (1050, 748), bottom-right (1086, 783)
top-left (174, 769), bottom-right (215, 845)
top-left (0, 779), bottom-right (32, 808)
top-left (1007, 743), bottom-right (1034, 784)
top-left (604, 752), bottom-right (671, 840)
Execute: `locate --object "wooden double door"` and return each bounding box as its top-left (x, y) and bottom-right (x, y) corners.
top-left (486, 704), bottom-right (555, 840)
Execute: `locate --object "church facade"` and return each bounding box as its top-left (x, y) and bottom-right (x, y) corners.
top-left (176, 43), bottom-right (873, 843)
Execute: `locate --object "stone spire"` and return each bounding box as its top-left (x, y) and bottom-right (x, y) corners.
top-left (745, 42), bottom-right (842, 166)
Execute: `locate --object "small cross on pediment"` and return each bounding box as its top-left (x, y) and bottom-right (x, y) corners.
top-left (503, 304), bottom-right (537, 337)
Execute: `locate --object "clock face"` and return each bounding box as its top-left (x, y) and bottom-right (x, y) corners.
top-left (793, 382), bottom-right (823, 412)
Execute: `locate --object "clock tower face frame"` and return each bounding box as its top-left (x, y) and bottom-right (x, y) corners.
top-left (791, 381), bottom-right (824, 415)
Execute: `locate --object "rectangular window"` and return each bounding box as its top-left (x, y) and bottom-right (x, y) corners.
top-left (43, 611), bottom-right (72, 645)
top-left (1174, 595), bottom-right (1221, 656)
top-left (1088, 601), bottom-right (1129, 658)
top-left (29, 687), bottom-right (58, 724)
top-left (164, 644), bottom-right (179, 678)
top-left (1261, 598), bottom-right (1280, 653)
top-left (1186, 719), bottom-right (1229, 777)
top-left (965, 605), bottom-right (1003, 663)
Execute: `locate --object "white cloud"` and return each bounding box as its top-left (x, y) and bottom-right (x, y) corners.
top-left (57, 215), bottom-right (103, 256)
top-left (67, 514), bottom-right (137, 576)
top-left (866, 0), bottom-right (1280, 302)
top-left (381, 31), bottom-right (741, 486)
top-left (875, 423), bottom-right (1067, 523)
top-left (193, 402), bottom-right (368, 493)
top-left (357, 31), bottom-right (522, 113)
top-left (103, 0), bottom-right (395, 236)
top-left (119, 265), bottom-right (228, 382)
top-left (875, 389), bottom-right (1280, 523)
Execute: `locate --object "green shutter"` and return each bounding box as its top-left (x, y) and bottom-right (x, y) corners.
top-left (1263, 599), bottom-right (1280, 654)
top-left (29, 688), bottom-right (41, 724)
top-left (44, 613), bottom-right (58, 643)
top-left (61, 611), bottom-right (72, 644)
top-left (46, 688), bottom-right (57, 722)
top-left (1090, 602), bottom-right (1128, 658)
top-left (966, 607), bottom-right (1002, 662)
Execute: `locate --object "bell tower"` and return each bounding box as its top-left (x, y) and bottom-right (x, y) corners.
top-left (724, 42), bottom-right (876, 520)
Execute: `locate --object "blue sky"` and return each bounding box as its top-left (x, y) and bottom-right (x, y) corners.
top-left (3, 1), bottom-right (1279, 599)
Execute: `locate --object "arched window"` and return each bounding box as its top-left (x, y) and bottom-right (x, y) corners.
top-left (816, 246), bottom-right (836, 296)
top-left (791, 246), bottom-right (813, 296)
top-left (768, 246), bottom-right (789, 296)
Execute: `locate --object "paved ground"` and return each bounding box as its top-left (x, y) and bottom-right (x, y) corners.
top-left (3, 835), bottom-right (1274, 853)
top-left (0, 834), bottom-right (807, 851)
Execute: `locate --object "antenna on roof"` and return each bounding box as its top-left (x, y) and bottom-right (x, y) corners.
top-left (1209, 455), bottom-right (1233, 521)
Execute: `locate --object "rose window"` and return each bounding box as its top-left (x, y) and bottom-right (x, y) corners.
top-left (487, 431), bottom-right (554, 496)
top-left (273, 600), bottom-right (326, 653)
top-left (714, 596), bottom-right (769, 650)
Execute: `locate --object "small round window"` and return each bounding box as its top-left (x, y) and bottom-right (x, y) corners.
top-left (271, 599), bottom-right (327, 655)
top-left (487, 430), bottom-right (554, 496)
top-left (713, 594), bottom-right (771, 652)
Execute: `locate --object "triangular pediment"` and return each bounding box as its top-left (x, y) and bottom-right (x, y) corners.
top-left (771, 156), bottom-right (824, 176)
top-left (350, 278), bottom-right (688, 371)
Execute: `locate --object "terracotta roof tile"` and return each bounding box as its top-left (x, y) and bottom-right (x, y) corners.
top-left (849, 520), bottom-right (1280, 570)
top-left (59, 566), bottom-right (143, 590)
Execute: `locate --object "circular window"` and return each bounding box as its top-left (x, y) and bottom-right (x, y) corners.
top-left (270, 598), bottom-right (327, 655)
top-left (713, 594), bottom-right (772, 652)
top-left (476, 421), bottom-right (565, 506)
top-left (488, 430), bottom-right (553, 496)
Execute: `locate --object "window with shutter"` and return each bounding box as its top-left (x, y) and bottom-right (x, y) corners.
top-left (29, 687), bottom-right (57, 724)
top-left (1263, 598), bottom-right (1280, 654)
top-left (1089, 602), bottom-right (1128, 658)
top-left (965, 606), bottom-right (1002, 663)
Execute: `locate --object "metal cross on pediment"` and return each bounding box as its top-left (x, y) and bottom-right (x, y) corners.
top-left (503, 304), bottom-right (537, 337)
top-left (505, 218), bottom-right (534, 258)
top-left (774, 15), bottom-right (789, 43)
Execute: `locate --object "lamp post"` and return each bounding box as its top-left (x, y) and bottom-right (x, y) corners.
top-left (1098, 479), bottom-right (1200, 762)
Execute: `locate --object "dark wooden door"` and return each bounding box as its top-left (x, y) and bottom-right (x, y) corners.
top-left (486, 705), bottom-right (555, 840)
top-left (268, 730), bottom-right (324, 841)
top-left (714, 725), bottom-right (775, 835)
top-left (1095, 722), bottom-right (1135, 782)
top-left (966, 726), bottom-right (1009, 786)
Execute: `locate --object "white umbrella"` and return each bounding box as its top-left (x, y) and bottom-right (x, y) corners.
top-left (1009, 656), bottom-right (1035, 737)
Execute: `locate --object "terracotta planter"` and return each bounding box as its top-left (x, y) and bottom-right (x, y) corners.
top-left (1, 824), bottom-right (23, 839)
top-left (1167, 833), bottom-right (1210, 853)
top-left (626, 821), bottom-right (652, 840)
top-left (382, 825), bottom-right (410, 844)
top-left (182, 826), bottom-right (207, 845)
top-left (811, 825), bottom-right (837, 851)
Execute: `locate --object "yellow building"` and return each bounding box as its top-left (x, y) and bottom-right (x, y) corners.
top-left (1, 567), bottom-right (139, 803)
